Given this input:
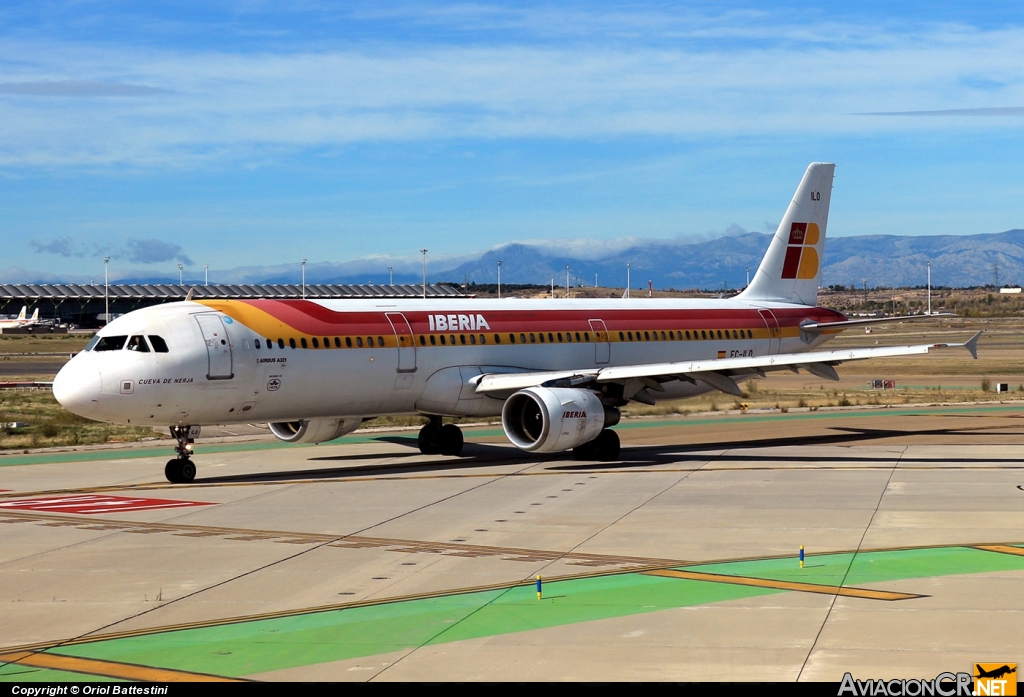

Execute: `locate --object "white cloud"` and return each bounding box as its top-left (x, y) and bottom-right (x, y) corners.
top-left (1, 14), bottom-right (1023, 168)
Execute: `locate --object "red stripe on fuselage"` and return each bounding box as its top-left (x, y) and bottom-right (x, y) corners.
top-left (232, 300), bottom-right (845, 336)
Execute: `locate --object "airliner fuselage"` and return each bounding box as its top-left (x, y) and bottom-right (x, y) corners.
top-left (54, 296), bottom-right (844, 428)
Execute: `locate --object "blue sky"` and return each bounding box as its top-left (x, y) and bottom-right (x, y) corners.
top-left (2, 1), bottom-right (1024, 283)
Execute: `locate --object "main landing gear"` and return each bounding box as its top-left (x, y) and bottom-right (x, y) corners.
top-left (573, 429), bottom-right (620, 462)
top-left (165, 426), bottom-right (197, 484)
top-left (417, 417), bottom-right (464, 456)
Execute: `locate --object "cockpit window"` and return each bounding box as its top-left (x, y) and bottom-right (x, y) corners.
top-left (126, 335), bottom-right (150, 352)
top-left (148, 336), bottom-right (169, 353)
top-left (93, 335), bottom-right (128, 351)
top-left (84, 335), bottom-right (101, 351)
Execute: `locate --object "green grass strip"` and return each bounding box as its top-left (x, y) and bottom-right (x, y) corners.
top-left (689, 546), bottom-right (1024, 587)
top-left (46, 575), bottom-right (776, 678)
top-left (37, 543), bottom-right (1024, 679)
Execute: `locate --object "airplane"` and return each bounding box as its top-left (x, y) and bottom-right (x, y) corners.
top-left (975, 665), bottom-right (1016, 680)
top-left (52, 163), bottom-right (980, 484)
top-left (0, 306), bottom-right (39, 330)
top-left (0, 306), bottom-right (27, 329)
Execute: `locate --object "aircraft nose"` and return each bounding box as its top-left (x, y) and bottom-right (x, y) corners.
top-left (52, 356), bottom-right (102, 419)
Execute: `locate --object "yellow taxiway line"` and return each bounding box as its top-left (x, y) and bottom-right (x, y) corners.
top-left (642, 568), bottom-right (922, 601)
top-left (973, 544), bottom-right (1024, 557)
top-left (0, 650), bottom-right (243, 682)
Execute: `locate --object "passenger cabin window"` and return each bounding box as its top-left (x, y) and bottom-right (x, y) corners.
top-left (255, 339), bottom-right (261, 349)
top-left (94, 335), bottom-right (128, 351)
top-left (126, 335), bottom-right (150, 352)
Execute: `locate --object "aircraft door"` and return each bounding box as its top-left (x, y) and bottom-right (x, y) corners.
top-left (757, 309), bottom-right (782, 355)
top-left (588, 319), bottom-right (610, 364)
top-left (195, 313), bottom-right (234, 379)
top-left (385, 313), bottom-right (417, 390)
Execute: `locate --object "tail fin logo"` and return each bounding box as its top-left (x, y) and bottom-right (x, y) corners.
top-left (780, 222), bottom-right (820, 280)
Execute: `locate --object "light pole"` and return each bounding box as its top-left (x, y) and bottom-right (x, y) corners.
top-left (420, 249), bottom-right (428, 299)
top-left (927, 261), bottom-right (931, 315)
top-left (205, 264), bottom-right (209, 286)
top-left (550, 275), bottom-right (554, 299)
top-left (746, 267), bottom-right (750, 287)
top-left (104, 256), bottom-right (110, 325)
top-left (565, 265), bottom-right (570, 299)
top-left (497, 260), bottom-right (502, 299)
top-left (302, 259), bottom-right (307, 298)
top-left (388, 266), bottom-right (393, 285)
top-left (178, 263), bottom-right (183, 285)
top-left (626, 262), bottom-right (631, 299)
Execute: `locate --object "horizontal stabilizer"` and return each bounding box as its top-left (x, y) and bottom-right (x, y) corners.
top-left (800, 313), bottom-right (956, 334)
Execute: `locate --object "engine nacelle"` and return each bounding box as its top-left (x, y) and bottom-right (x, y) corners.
top-left (268, 417), bottom-right (363, 444)
top-left (501, 387), bottom-right (619, 453)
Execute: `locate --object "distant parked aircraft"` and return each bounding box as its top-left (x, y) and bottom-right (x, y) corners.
top-left (0, 307), bottom-right (39, 329)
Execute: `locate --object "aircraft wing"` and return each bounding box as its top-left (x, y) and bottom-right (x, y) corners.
top-left (472, 332), bottom-right (981, 399)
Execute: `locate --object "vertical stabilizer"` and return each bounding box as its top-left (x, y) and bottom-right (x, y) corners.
top-left (738, 162), bottom-right (834, 306)
top-left (17, 306), bottom-right (26, 321)
top-left (30, 308), bottom-right (39, 322)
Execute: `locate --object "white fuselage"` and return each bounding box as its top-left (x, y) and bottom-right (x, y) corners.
top-left (53, 297), bottom-right (843, 429)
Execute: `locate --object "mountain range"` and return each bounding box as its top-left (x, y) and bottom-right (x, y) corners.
top-left (27, 228), bottom-right (1024, 290)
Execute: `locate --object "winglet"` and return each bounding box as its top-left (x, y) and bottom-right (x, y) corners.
top-left (932, 330), bottom-right (982, 359)
top-left (963, 330), bottom-right (982, 360)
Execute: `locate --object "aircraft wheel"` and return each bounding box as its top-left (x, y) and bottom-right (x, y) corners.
top-left (165, 458), bottom-right (196, 484)
top-left (164, 460), bottom-right (181, 483)
top-left (595, 429), bottom-right (620, 461)
top-left (417, 423), bottom-right (441, 455)
top-left (573, 439), bottom-right (599, 461)
top-left (438, 424), bottom-right (464, 456)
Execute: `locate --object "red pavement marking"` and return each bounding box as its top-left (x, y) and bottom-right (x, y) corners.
top-left (0, 494), bottom-right (213, 515)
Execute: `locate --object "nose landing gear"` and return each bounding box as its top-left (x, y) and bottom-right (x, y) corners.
top-left (165, 426), bottom-right (197, 483)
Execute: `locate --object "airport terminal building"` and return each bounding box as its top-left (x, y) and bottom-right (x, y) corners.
top-left (0, 283), bottom-right (467, 330)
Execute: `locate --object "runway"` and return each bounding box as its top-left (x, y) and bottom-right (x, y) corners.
top-left (1, 404), bottom-right (1023, 682)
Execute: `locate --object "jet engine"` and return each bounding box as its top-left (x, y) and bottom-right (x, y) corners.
top-left (501, 387), bottom-right (619, 453)
top-left (268, 417), bottom-right (363, 444)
